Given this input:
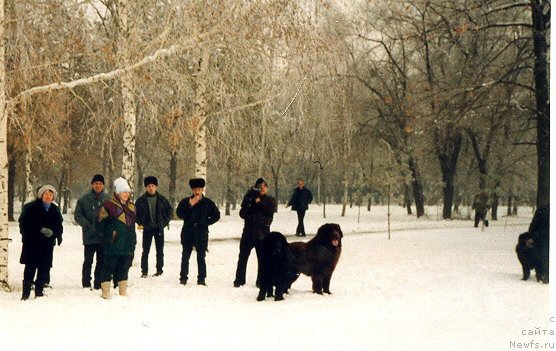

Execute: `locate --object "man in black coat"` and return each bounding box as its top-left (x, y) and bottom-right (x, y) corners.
top-left (136, 176), bottom-right (173, 277)
top-left (19, 185), bottom-right (63, 300)
top-left (74, 174), bottom-right (110, 289)
top-left (234, 178), bottom-right (277, 287)
top-left (176, 178), bottom-right (220, 285)
top-left (286, 178), bottom-right (313, 236)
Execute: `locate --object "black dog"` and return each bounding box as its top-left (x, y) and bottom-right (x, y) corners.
top-left (257, 231), bottom-right (297, 301)
top-left (288, 223), bottom-right (343, 294)
top-left (516, 232), bottom-right (546, 282)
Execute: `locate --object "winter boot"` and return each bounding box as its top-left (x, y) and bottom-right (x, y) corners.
top-left (118, 280), bottom-right (128, 296)
top-left (21, 281), bottom-right (32, 301)
top-left (100, 281), bottom-right (111, 299)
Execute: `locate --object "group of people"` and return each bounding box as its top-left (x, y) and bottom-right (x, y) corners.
top-left (19, 174), bottom-right (314, 300)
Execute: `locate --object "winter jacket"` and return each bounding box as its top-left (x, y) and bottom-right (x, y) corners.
top-left (19, 199), bottom-right (63, 266)
top-left (74, 189), bottom-right (110, 245)
top-left (287, 187), bottom-right (313, 212)
top-left (98, 195), bottom-right (137, 256)
top-left (135, 192), bottom-right (173, 231)
top-left (472, 192), bottom-right (489, 215)
top-left (239, 191), bottom-right (277, 241)
top-left (176, 195), bottom-right (220, 252)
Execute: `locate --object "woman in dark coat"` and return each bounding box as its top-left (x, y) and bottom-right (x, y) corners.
top-left (98, 177), bottom-right (137, 299)
top-left (19, 185), bottom-right (63, 300)
top-left (176, 178), bottom-right (220, 285)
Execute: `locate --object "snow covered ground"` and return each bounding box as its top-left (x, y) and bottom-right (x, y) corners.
top-left (1, 204), bottom-right (552, 351)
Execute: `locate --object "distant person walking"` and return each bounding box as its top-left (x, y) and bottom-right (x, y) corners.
top-left (176, 178), bottom-right (220, 286)
top-left (472, 191), bottom-right (490, 228)
top-left (136, 176), bottom-right (173, 278)
top-left (19, 185), bottom-right (63, 300)
top-left (74, 174), bottom-right (110, 290)
top-left (234, 178), bottom-right (277, 287)
top-left (98, 177), bottom-right (136, 299)
top-left (286, 178), bottom-right (313, 236)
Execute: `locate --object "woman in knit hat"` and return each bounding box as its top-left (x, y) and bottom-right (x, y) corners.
top-left (97, 177), bottom-right (137, 299)
top-left (19, 185), bottom-right (63, 300)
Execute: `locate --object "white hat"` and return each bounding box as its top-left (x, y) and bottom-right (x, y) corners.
top-left (36, 184), bottom-right (57, 199)
top-left (114, 177), bottom-right (131, 194)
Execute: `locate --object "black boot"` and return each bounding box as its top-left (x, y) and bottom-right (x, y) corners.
top-left (21, 281), bottom-right (32, 301)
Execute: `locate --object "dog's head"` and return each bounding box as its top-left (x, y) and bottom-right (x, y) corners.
top-left (314, 223), bottom-right (343, 248)
top-left (265, 231), bottom-right (289, 257)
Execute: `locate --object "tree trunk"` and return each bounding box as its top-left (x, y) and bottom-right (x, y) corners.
top-left (0, 0), bottom-right (9, 289)
top-left (403, 182), bottom-right (412, 215)
top-left (507, 194), bottom-right (513, 217)
top-left (7, 146), bottom-right (15, 221)
top-left (23, 145), bottom-right (33, 205)
top-left (408, 156), bottom-right (425, 217)
top-left (434, 128), bottom-right (462, 219)
top-left (193, 47), bottom-right (210, 182)
top-left (118, 0), bottom-right (137, 191)
top-left (531, 0), bottom-right (550, 208)
top-left (491, 192), bottom-right (499, 220)
top-left (168, 150), bottom-right (178, 208)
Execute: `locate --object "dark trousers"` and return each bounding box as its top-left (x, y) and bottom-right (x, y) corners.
top-left (83, 244), bottom-right (104, 288)
top-left (474, 212), bottom-right (486, 227)
top-left (23, 263), bottom-right (50, 296)
top-left (180, 242), bottom-right (206, 282)
top-left (296, 210), bottom-right (307, 235)
top-left (101, 254), bottom-right (133, 283)
top-left (141, 229), bottom-right (164, 274)
top-left (234, 239), bottom-right (263, 285)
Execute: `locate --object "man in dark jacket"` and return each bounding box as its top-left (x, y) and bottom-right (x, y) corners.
top-left (472, 191), bottom-right (490, 228)
top-left (19, 185), bottom-right (63, 300)
top-left (136, 176), bottom-right (173, 277)
top-left (176, 178), bottom-right (220, 285)
top-left (234, 178), bottom-right (277, 287)
top-left (286, 178), bottom-right (313, 236)
top-left (74, 174), bottom-right (110, 289)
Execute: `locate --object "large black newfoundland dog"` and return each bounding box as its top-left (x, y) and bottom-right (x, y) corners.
top-left (288, 223), bottom-right (343, 294)
top-left (516, 204), bottom-right (549, 284)
top-left (257, 231), bottom-right (296, 301)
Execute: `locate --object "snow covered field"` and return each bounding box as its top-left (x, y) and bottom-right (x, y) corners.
top-left (1, 204), bottom-right (552, 351)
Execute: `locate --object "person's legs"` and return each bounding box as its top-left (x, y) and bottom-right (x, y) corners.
top-left (141, 230), bottom-right (154, 276)
top-left (234, 240), bottom-right (254, 286)
top-left (82, 244), bottom-right (95, 288)
top-left (153, 230), bottom-right (165, 275)
top-left (180, 242), bottom-right (193, 284)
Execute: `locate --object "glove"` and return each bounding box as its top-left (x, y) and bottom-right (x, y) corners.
top-left (40, 227), bottom-right (54, 238)
top-left (57, 236), bottom-right (63, 246)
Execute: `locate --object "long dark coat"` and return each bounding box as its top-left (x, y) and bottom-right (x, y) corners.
top-left (176, 195), bottom-right (220, 252)
top-left (19, 199), bottom-right (63, 266)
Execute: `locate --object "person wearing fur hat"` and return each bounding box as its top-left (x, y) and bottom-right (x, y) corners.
top-left (233, 178), bottom-right (277, 288)
top-left (19, 185), bottom-right (63, 300)
top-left (98, 177), bottom-right (137, 299)
top-left (136, 176), bottom-right (173, 278)
top-left (74, 174), bottom-right (110, 289)
top-left (176, 178), bottom-right (220, 285)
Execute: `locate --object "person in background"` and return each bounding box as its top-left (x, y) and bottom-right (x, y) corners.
top-left (233, 178), bottom-right (277, 288)
top-left (176, 178), bottom-right (220, 286)
top-left (136, 176), bottom-right (173, 278)
top-left (19, 185), bottom-right (63, 300)
top-left (472, 191), bottom-right (490, 228)
top-left (98, 177), bottom-right (136, 299)
top-left (74, 174), bottom-right (110, 290)
top-left (286, 178), bottom-right (313, 236)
